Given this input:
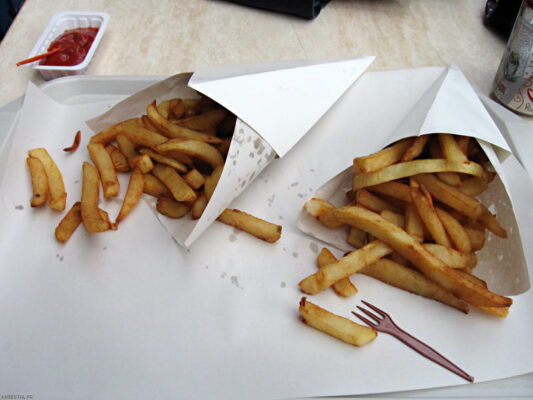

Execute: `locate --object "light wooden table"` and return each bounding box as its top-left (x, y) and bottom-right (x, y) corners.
top-left (0, 1), bottom-right (531, 398)
top-left (0, 0), bottom-right (510, 107)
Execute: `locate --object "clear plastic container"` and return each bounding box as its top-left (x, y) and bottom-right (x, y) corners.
top-left (27, 11), bottom-right (110, 81)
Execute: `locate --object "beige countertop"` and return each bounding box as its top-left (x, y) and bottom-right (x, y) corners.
top-left (0, 0), bottom-right (510, 107)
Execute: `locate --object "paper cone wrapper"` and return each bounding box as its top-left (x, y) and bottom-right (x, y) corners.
top-left (297, 64), bottom-right (531, 296)
top-left (86, 57), bottom-right (374, 247)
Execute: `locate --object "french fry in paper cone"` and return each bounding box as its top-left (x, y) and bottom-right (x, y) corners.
top-left (86, 57), bottom-right (375, 247)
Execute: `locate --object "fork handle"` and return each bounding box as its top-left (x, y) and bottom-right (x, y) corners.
top-left (391, 327), bottom-right (474, 382)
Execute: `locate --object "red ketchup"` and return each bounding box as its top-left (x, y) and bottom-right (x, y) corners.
top-left (40, 27), bottom-right (98, 66)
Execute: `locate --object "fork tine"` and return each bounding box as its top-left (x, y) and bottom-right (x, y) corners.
top-left (351, 311), bottom-right (377, 328)
top-left (361, 300), bottom-right (390, 319)
top-left (356, 305), bottom-right (382, 324)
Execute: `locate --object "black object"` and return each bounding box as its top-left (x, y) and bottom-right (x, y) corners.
top-left (228, 0), bottom-right (330, 19)
top-left (1, 0), bottom-right (24, 42)
top-left (484, 0), bottom-right (522, 37)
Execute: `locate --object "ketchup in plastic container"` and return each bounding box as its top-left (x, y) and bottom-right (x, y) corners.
top-left (40, 27), bottom-right (98, 67)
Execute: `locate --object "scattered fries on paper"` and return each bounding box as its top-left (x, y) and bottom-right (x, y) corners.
top-left (299, 134), bottom-right (512, 346)
top-left (26, 94), bottom-right (281, 244)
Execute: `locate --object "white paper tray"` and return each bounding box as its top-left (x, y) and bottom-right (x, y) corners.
top-left (1, 75), bottom-right (532, 400)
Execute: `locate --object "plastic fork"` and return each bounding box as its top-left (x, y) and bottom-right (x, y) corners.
top-left (352, 300), bottom-right (474, 383)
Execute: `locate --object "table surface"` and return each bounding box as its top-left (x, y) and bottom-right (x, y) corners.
top-left (1, 0), bottom-right (532, 398)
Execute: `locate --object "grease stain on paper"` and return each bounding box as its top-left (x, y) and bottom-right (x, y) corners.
top-left (15, 205), bottom-right (24, 210)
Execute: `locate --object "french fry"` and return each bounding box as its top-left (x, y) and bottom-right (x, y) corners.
top-left (105, 144), bottom-right (130, 172)
top-left (116, 123), bottom-right (168, 149)
top-left (465, 225), bottom-right (486, 251)
top-left (405, 203), bottom-right (424, 243)
top-left (204, 165), bottom-right (223, 201)
top-left (183, 168), bottom-right (205, 190)
top-left (151, 163), bottom-right (197, 202)
top-left (438, 133), bottom-right (469, 163)
top-left (353, 137), bottom-right (413, 173)
top-left (413, 173), bottom-right (482, 221)
top-left (366, 181), bottom-right (411, 203)
top-left (191, 191), bottom-right (208, 219)
top-left (55, 201), bottom-right (82, 243)
top-left (156, 138), bottom-right (224, 169)
top-left (435, 207), bottom-right (472, 253)
top-left (176, 109), bottom-right (227, 131)
top-left (317, 248), bottom-right (358, 297)
top-left (63, 130), bottom-right (81, 152)
top-left (169, 98), bottom-right (185, 119)
top-left (116, 168), bottom-right (144, 224)
top-left (131, 154), bottom-right (154, 174)
top-left (401, 134), bottom-right (429, 162)
top-left (138, 147), bottom-right (187, 173)
top-left (156, 197), bottom-right (190, 218)
top-left (217, 209), bottom-right (281, 243)
top-left (299, 240), bottom-right (393, 295)
top-left (146, 101), bottom-right (222, 144)
top-left (115, 134), bottom-right (140, 168)
top-left (303, 198), bottom-right (344, 229)
top-left (352, 159), bottom-right (485, 191)
top-left (26, 156), bottom-right (48, 207)
top-left (459, 176), bottom-right (488, 197)
top-left (356, 188), bottom-right (401, 214)
top-left (347, 226), bottom-right (367, 248)
top-left (28, 148), bottom-right (66, 211)
top-left (409, 179), bottom-right (453, 247)
top-left (89, 118), bottom-right (143, 145)
top-left (299, 297), bottom-right (377, 347)
top-left (81, 162), bottom-right (110, 233)
top-left (422, 243), bottom-right (474, 270)
top-left (360, 258), bottom-right (469, 313)
top-left (477, 204), bottom-right (508, 238)
top-left (143, 173), bottom-right (172, 198)
top-left (87, 143), bottom-right (120, 198)
top-left (331, 205), bottom-right (512, 308)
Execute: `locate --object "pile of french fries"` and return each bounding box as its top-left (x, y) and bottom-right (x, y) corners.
top-left (299, 134), bottom-right (512, 347)
top-left (27, 94), bottom-right (282, 244)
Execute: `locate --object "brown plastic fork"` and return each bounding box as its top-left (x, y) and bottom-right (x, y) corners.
top-left (352, 300), bottom-right (474, 383)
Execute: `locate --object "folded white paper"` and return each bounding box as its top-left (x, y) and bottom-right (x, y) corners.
top-left (86, 57), bottom-right (374, 247)
top-left (297, 64), bottom-right (529, 296)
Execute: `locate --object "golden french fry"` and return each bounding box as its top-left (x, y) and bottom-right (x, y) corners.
top-left (26, 156), bottom-right (48, 207)
top-left (465, 225), bottom-right (486, 251)
top-left (353, 159), bottom-right (485, 191)
top-left (413, 173), bottom-right (482, 221)
top-left (191, 191), bottom-right (208, 219)
top-left (63, 130), bottom-right (81, 152)
top-left (184, 96), bottom-right (217, 117)
top-left (28, 148), bottom-right (66, 211)
top-left (303, 198), bottom-right (344, 229)
top-left (438, 134), bottom-right (469, 163)
top-left (366, 181), bottom-right (411, 203)
top-left (422, 243), bottom-right (474, 270)
top-left (353, 138), bottom-right (413, 173)
top-left (217, 209), bottom-right (282, 243)
top-left (89, 118), bottom-right (143, 144)
top-left (356, 188), bottom-right (402, 214)
top-left (105, 144), bottom-right (130, 172)
top-left (428, 136), bottom-right (461, 187)
top-left (116, 168), bottom-right (144, 224)
top-left (116, 123), bottom-right (168, 149)
top-left (456, 135), bottom-right (470, 155)
top-left (139, 147), bottom-right (187, 173)
top-left (435, 207), bottom-right (472, 253)
top-left (317, 248), bottom-right (358, 297)
top-left (157, 99), bottom-right (172, 119)
top-left (81, 162), bottom-right (110, 233)
top-left (361, 258), bottom-right (469, 313)
top-left (176, 109), bottom-right (227, 131)
top-left (142, 114), bottom-right (161, 133)
top-left (459, 176), bottom-right (489, 197)
top-left (156, 197), bottom-right (190, 218)
top-left (299, 240), bottom-right (393, 295)
top-left (131, 154), bottom-right (154, 174)
top-left (478, 204), bottom-right (508, 238)
top-left (55, 201), bottom-right (82, 243)
top-left (151, 163), bottom-right (197, 202)
top-left (156, 138), bottom-right (224, 169)
top-left (146, 101), bottom-right (222, 144)
top-left (87, 143), bottom-right (120, 198)
top-left (115, 134), bottom-right (140, 166)
top-left (331, 205), bottom-right (512, 308)
top-left (183, 168), bottom-right (205, 190)
top-left (410, 179), bottom-right (453, 247)
top-left (299, 297), bottom-right (377, 347)
top-left (401, 134), bottom-right (429, 162)
top-left (405, 203), bottom-right (424, 243)
top-left (204, 165), bottom-right (223, 201)
top-left (143, 173), bottom-right (172, 198)
top-left (169, 98), bottom-right (185, 120)
top-left (347, 226), bottom-right (367, 248)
